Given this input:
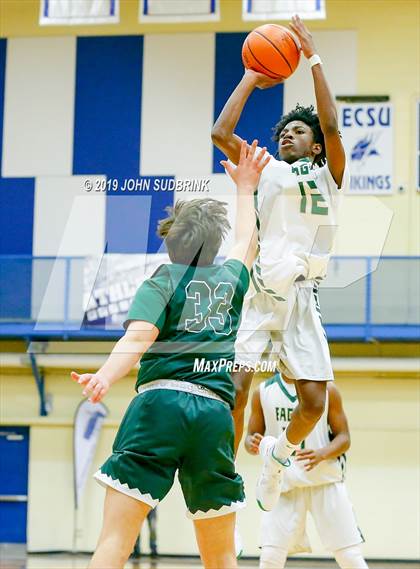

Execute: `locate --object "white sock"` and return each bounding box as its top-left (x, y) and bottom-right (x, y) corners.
top-left (274, 430), bottom-right (300, 462)
top-left (259, 545), bottom-right (287, 569)
top-left (334, 545), bottom-right (369, 569)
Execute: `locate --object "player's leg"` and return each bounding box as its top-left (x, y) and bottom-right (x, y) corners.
top-left (92, 390), bottom-right (183, 565)
top-left (259, 488), bottom-right (307, 568)
top-left (257, 285), bottom-right (331, 510)
top-left (181, 395), bottom-right (245, 568)
top-left (334, 545), bottom-right (369, 568)
top-left (90, 487), bottom-right (150, 569)
top-left (233, 292), bottom-right (273, 453)
top-left (259, 546), bottom-right (287, 568)
top-left (194, 513), bottom-right (237, 569)
top-left (231, 367), bottom-right (255, 453)
top-left (310, 483), bottom-right (368, 568)
top-left (284, 378), bottom-right (327, 445)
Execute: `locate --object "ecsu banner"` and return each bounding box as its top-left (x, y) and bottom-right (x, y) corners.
top-left (339, 102), bottom-right (394, 195)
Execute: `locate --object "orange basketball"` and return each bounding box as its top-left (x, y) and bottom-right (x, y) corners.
top-left (242, 24), bottom-right (301, 80)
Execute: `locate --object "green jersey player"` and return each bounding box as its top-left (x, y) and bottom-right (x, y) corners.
top-left (212, 15), bottom-right (347, 512)
top-left (70, 140), bottom-right (270, 569)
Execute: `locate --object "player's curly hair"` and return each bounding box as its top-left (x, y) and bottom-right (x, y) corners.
top-left (157, 199), bottom-right (231, 266)
top-left (272, 104), bottom-right (326, 166)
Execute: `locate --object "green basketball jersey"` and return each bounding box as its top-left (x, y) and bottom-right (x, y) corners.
top-left (124, 259), bottom-right (250, 408)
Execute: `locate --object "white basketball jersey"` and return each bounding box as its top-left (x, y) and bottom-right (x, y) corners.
top-left (259, 374), bottom-right (346, 492)
top-left (251, 156), bottom-right (348, 299)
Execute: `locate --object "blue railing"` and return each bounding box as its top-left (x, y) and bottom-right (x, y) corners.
top-left (0, 255), bottom-right (419, 341)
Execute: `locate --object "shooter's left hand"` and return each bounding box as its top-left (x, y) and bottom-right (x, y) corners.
top-left (289, 15), bottom-right (316, 59)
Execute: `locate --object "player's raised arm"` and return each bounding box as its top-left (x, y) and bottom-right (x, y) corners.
top-left (212, 70), bottom-right (281, 165)
top-left (70, 321), bottom-right (159, 403)
top-left (222, 139), bottom-right (270, 271)
top-left (289, 15), bottom-right (346, 187)
top-left (245, 388), bottom-right (265, 455)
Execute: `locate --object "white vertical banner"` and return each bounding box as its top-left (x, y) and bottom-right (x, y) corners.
top-left (40, 0), bottom-right (119, 25)
top-left (139, 0), bottom-right (220, 23)
top-left (243, 0), bottom-right (326, 21)
top-left (339, 102), bottom-right (394, 195)
top-left (73, 399), bottom-right (108, 509)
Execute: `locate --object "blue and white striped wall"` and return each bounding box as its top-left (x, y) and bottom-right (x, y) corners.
top-left (0, 31), bottom-right (356, 259)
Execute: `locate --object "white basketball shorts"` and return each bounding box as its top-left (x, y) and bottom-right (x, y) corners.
top-left (235, 279), bottom-right (333, 381)
top-left (260, 482), bottom-right (364, 554)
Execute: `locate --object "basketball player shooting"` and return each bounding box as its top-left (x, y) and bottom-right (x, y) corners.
top-left (212, 15), bottom-right (348, 511)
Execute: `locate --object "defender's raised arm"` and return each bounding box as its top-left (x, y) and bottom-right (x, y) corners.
top-left (222, 139), bottom-right (270, 270)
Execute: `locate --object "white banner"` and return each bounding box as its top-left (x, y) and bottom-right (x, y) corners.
top-left (139, 0), bottom-right (220, 23)
top-left (243, 0), bottom-right (326, 21)
top-left (73, 399), bottom-right (108, 509)
top-left (339, 102), bottom-right (394, 195)
top-left (40, 0), bottom-right (119, 25)
top-left (84, 253), bottom-right (170, 327)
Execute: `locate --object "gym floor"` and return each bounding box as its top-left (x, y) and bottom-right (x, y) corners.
top-left (1, 546), bottom-right (419, 569)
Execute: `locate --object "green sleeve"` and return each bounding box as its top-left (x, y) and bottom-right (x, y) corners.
top-left (223, 259), bottom-right (250, 296)
top-left (123, 268), bottom-right (172, 332)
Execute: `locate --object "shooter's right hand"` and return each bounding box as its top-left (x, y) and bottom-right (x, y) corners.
top-left (244, 68), bottom-right (283, 89)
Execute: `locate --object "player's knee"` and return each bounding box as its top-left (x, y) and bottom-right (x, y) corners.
top-left (259, 545), bottom-right (287, 569)
top-left (300, 392), bottom-right (326, 423)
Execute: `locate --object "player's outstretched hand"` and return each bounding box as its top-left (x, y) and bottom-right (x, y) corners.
top-left (295, 448), bottom-right (326, 471)
top-left (244, 68), bottom-right (283, 90)
top-left (245, 432), bottom-right (263, 455)
top-left (289, 15), bottom-right (316, 59)
top-left (70, 371), bottom-right (110, 404)
top-left (221, 139), bottom-right (271, 193)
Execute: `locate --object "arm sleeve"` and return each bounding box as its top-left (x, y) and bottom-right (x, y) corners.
top-left (123, 270), bottom-right (172, 332)
top-left (223, 259), bottom-right (250, 296)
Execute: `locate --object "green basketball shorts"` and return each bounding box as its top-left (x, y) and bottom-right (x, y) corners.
top-left (94, 384), bottom-right (246, 519)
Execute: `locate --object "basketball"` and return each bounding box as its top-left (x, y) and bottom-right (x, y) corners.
top-left (242, 24), bottom-right (301, 80)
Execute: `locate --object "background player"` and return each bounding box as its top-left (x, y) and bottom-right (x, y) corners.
top-left (246, 373), bottom-right (368, 569)
top-left (70, 140), bottom-right (270, 569)
top-left (212, 15), bottom-right (348, 510)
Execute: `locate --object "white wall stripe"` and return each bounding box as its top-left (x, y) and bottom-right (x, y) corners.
top-left (284, 31), bottom-right (357, 112)
top-left (2, 37), bottom-right (76, 177)
top-left (140, 33), bottom-right (215, 177)
top-left (32, 176), bottom-right (106, 323)
top-left (33, 176), bottom-right (106, 256)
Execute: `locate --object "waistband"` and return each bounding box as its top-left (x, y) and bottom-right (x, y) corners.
top-left (136, 379), bottom-right (228, 406)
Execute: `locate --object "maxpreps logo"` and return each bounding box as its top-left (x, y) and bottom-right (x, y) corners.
top-left (341, 103), bottom-right (393, 193)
